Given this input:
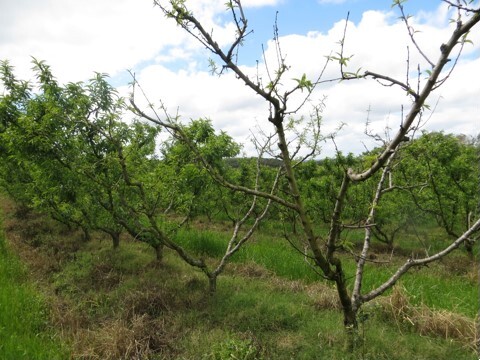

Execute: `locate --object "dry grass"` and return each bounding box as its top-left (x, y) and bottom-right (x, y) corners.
top-left (71, 314), bottom-right (175, 360)
top-left (229, 262), bottom-right (338, 297)
top-left (476, 314), bottom-right (480, 356)
top-left (306, 282), bottom-right (341, 311)
top-left (376, 285), bottom-right (476, 349)
top-left (228, 262), bottom-right (273, 279)
top-left (46, 280), bottom-right (185, 359)
top-left (1, 201), bottom-right (83, 279)
top-left (0, 200), bottom-right (181, 359)
top-left (50, 296), bottom-right (90, 336)
top-left (122, 287), bottom-right (181, 318)
top-left (439, 254), bottom-right (477, 276)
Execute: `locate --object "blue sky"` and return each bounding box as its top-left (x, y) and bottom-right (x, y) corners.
top-left (1, 0), bottom-right (479, 156)
top-left (153, 1), bottom-right (448, 74)
top-left (212, 0), bottom-right (445, 66)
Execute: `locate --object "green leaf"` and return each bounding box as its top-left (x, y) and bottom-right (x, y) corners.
top-left (293, 73), bottom-right (313, 92)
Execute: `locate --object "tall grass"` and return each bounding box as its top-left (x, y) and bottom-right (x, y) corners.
top-left (0, 220), bottom-right (68, 359)
top-left (175, 228), bottom-right (229, 258)
top-left (171, 224), bottom-right (477, 317)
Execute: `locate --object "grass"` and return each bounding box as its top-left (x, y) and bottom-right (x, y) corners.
top-left (0, 217), bottom-right (69, 359)
top-left (175, 227), bottom-right (229, 258)
top-left (0, 198), bottom-right (478, 359)
top-left (177, 223), bottom-right (477, 317)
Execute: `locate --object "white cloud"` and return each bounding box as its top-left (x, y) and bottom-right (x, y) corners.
top-left (1, 1), bottom-right (478, 158)
top-left (421, 56), bottom-right (480, 135)
top-left (0, 0), bottom-right (281, 83)
top-left (256, 6), bottom-right (479, 155)
top-left (416, 2), bottom-right (451, 27)
top-left (129, 63), bottom-right (268, 154)
top-left (1, 0), bottom-right (187, 81)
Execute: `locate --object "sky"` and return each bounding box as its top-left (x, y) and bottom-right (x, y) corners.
top-left (1, 0), bottom-right (479, 157)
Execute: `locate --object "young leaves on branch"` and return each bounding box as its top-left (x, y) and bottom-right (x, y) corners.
top-left (293, 73), bottom-right (313, 93)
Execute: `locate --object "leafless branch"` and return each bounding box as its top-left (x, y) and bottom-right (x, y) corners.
top-left (352, 144), bottom-right (399, 308)
top-left (347, 10), bottom-right (480, 182)
top-left (361, 216), bottom-right (480, 303)
top-left (364, 71), bottom-right (419, 100)
top-left (442, 0), bottom-right (480, 13)
top-left (396, 2), bottom-right (435, 67)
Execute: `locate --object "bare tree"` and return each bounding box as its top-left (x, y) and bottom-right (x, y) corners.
top-left (133, 0), bottom-right (480, 344)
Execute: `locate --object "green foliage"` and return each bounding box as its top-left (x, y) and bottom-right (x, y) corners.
top-left (293, 73), bottom-right (313, 92)
top-left (163, 117), bottom-right (240, 170)
top-left (0, 59), bottom-right (254, 295)
top-left (160, 118), bottom-right (241, 220)
top-left (293, 133), bottom-right (478, 252)
top-left (0, 59), bottom-right (128, 245)
top-left (391, 0), bottom-right (408, 7)
top-left (1, 46), bottom-right (478, 360)
top-left (1, 0), bottom-right (479, 355)
top-left (328, 53), bottom-right (354, 67)
top-left (399, 132), bottom-right (479, 239)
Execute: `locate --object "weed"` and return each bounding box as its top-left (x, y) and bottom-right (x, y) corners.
top-left (202, 338), bottom-right (262, 360)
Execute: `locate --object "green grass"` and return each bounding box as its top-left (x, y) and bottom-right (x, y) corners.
top-left (0, 226), bottom-right (68, 359)
top-left (0, 201), bottom-right (476, 359)
top-left (156, 266), bottom-right (475, 359)
top-left (171, 222), bottom-right (477, 318)
top-left (235, 235), bottom-right (319, 281)
top-left (400, 264), bottom-right (478, 317)
top-left (174, 227), bottom-right (229, 258)
top-left (53, 242), bottom-right (473, 359)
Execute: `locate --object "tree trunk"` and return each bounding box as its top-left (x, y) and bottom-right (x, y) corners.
top-left (155, 243), bottom-right (164, 262)
top-left (81, 226), bottom-right (91, 242)
top-left (111, 231), bottom-right (120, 249)
top-left (335, 273), bottom-right (359, 350)
top-left (292, 214), bottom-right (297, 234)
top-left (208, 274), bottom-right (217, 295)
top-left (464, 238), bottom-right (474, 257)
